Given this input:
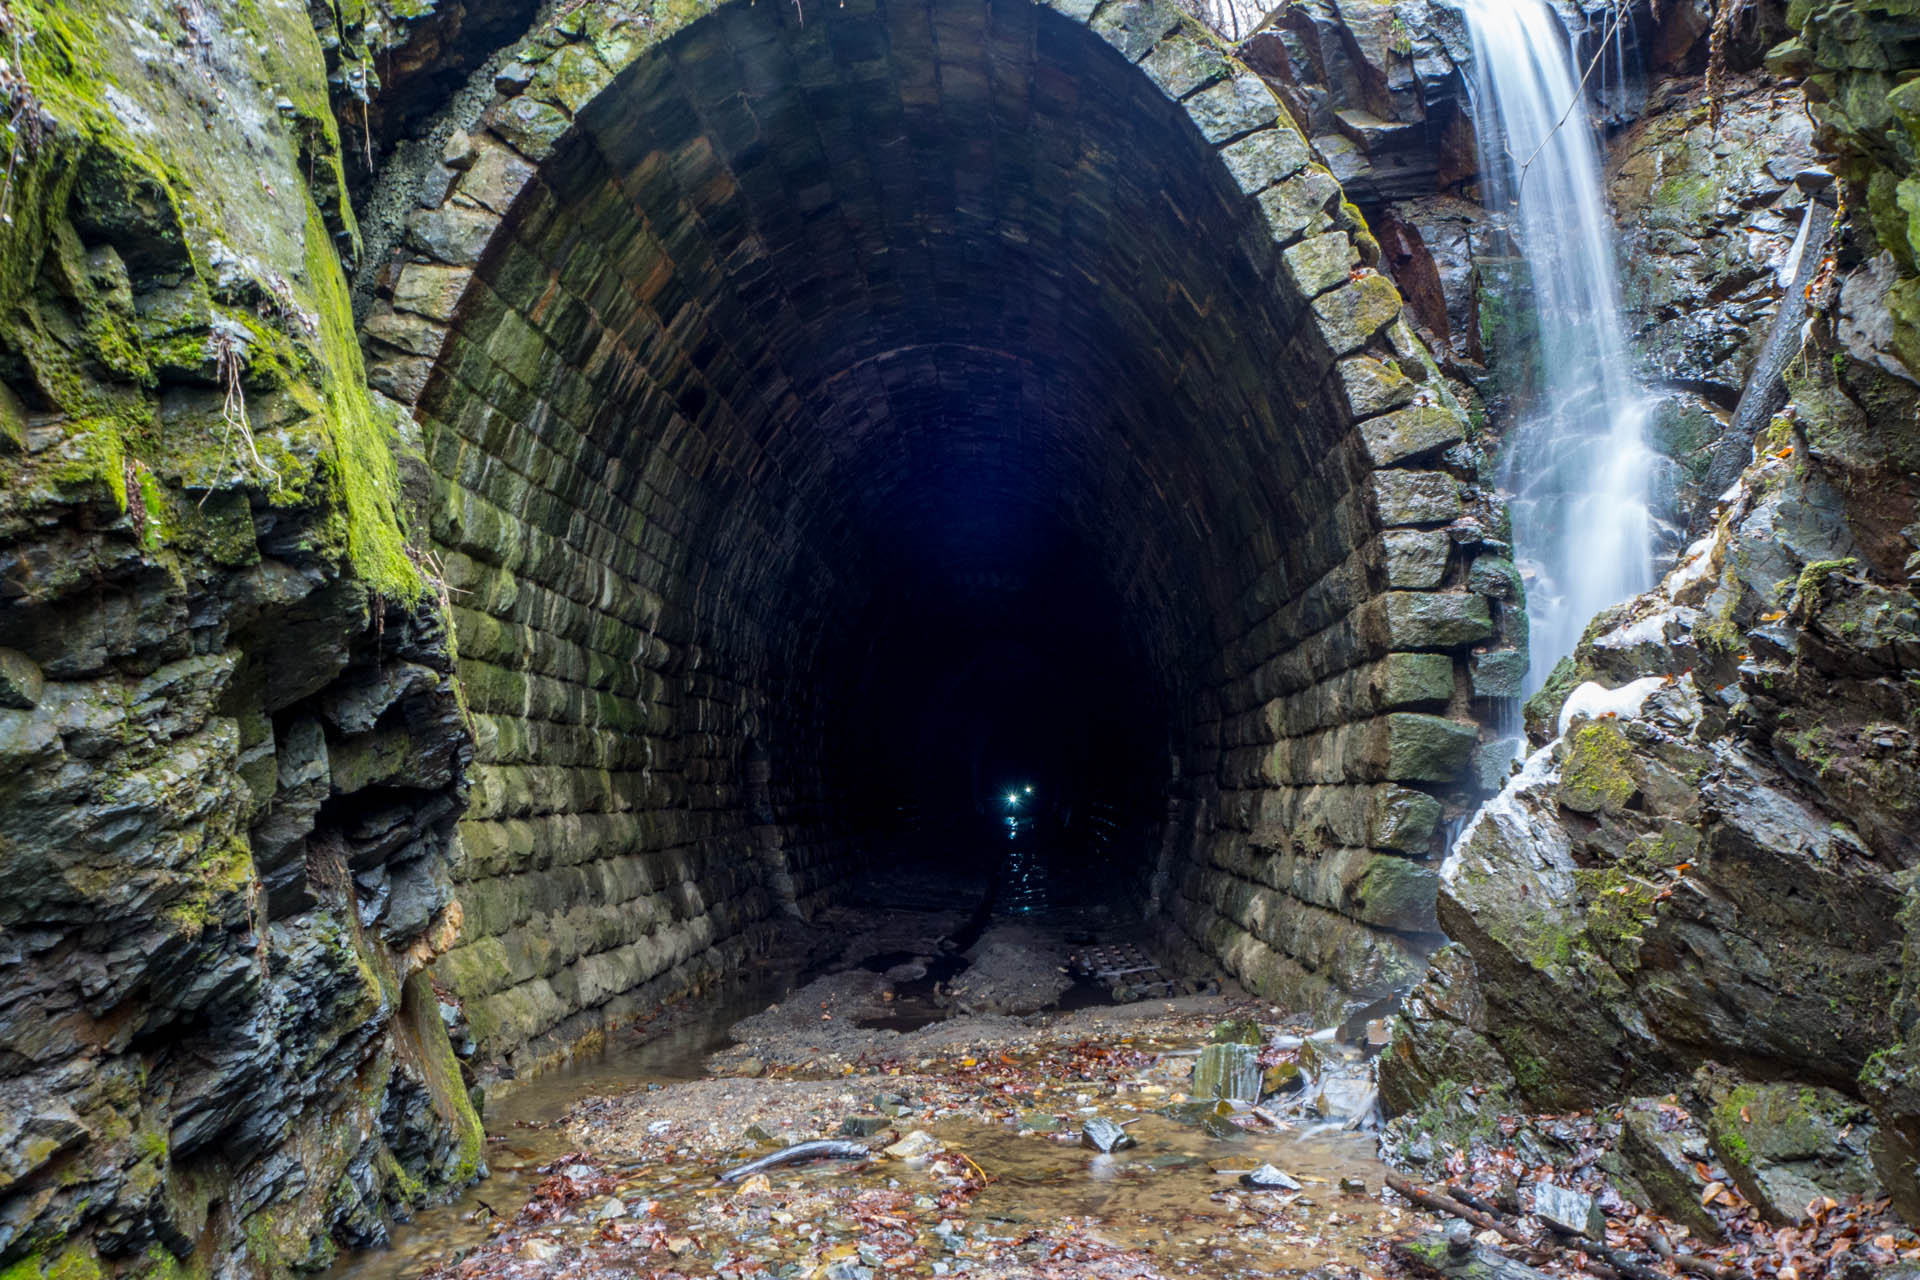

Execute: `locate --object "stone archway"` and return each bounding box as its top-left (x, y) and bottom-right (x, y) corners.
top-left (364, 0), bottom-right (1523, 1073)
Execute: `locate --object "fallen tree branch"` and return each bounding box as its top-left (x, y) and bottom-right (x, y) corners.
top-left (717, 1140), bottom-right (872, 1184)
top-left (1386, 1173), bottom-right (1535, 1250)
top-left (1627, 1227), bottom-right (1741, 1280)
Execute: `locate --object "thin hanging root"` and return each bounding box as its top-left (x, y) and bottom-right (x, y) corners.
top-left (202, 322), bottom-right (281, 505)
top-left (1513, 2), bottom-right (1631, 199)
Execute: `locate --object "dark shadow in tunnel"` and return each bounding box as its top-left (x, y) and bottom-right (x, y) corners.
top-left (832, 518), bottom-right (1170, 913)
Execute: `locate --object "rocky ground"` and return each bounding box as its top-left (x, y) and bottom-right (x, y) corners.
top-left (326, 884), bottom-right (1920, 1280)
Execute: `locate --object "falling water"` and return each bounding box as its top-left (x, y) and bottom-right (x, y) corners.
top-left (1462, 0), bottom-right (1653, 693)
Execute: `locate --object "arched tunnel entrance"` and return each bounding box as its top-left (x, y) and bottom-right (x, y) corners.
top-left (397, 0), bottom-right (1521, 1071)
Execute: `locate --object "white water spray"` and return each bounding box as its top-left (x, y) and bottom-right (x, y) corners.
top-left (1462, 0), bottom-right (1653, 694)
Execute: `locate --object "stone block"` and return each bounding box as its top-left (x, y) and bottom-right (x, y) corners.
top-left (1359, 404), bottom-right (1464, 467)
top-left (1379, 528), bottom-right (1449, 588)
top-left (1383, 591), bottom-right (1494, 650)
top-left (1218, 125), bottom-right (1313, 195)
top-left (458, 143), bottom-right (537, 214)
top-left (1377, 713), bottom-right (1478, 783)
top-left (363, 309), bottom-right (447, 358)
top-left (1467, 555), bottom-right (1522, 601)
top-left (408, 204), bottom-right (499, 267)
top-left (1369, 471), bottom-right (1461, 527)
top-left (1377, 651), bottom-right (1453, 706)
top-left (1472, 739), bottom-right (1520, 792)
top-left (1470, 649), bottom-right (1527, 700)
top-left (1311, 271), bottom-right (1402, 357)
top-left (530, 43), bottom-right (612, 114)
top-left (1282, 232), bottom-right (1358, 299)
top-left (1257, 167), bottom-right (1341, 245)
top-left (1089, 0), bottom-right (1184, 61)
top-left (1139, 30), bottom-right (1228, 99)
top-left (489, 97), bottom-right (572, 159)
top-left (1184, 73), bottom-right (1280, 144)
top-left (1336, 356), bottom-right (1416, 418)
top-left (1369, 786), bottom-right (1442, 853)
top-left (1350, 854), bottom-right (1439, 932)
top-left (393, 265), bottom-right (475, 322)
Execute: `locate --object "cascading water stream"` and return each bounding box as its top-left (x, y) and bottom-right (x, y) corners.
top-left (1461, 0), bottom-right (1654, 697)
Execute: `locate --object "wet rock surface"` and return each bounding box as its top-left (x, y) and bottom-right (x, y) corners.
top-left (1385, 324), bottom-right (1920, 1231)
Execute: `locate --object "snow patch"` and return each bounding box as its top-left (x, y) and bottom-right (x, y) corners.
top-left (1557, 677), bottom-right (1669, 739)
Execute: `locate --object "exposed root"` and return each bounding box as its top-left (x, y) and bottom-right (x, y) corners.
top-left (203, 316), bottom-right (282, 502)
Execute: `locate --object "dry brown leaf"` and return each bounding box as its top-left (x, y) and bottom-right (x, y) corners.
top-left (1702, 1181), bottom-right (1726, 1207)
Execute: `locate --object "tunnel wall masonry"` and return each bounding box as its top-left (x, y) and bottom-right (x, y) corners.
top-left (361, 0), bottom-right (1522, 1064)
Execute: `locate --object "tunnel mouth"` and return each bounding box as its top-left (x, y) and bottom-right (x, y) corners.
top-left (407, 0), bottom-right (1510, 1069)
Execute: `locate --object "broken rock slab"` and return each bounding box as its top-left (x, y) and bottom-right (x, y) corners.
top-left (1699, 1072), bottom-right (1881, 1225)
top-left (1531, 1183), bottom-right (1604, 1240)
top-left (1081, 1116), bottom-right (1137, 1152)
top-left (1240, 1163), bottom-right (1303, 1190)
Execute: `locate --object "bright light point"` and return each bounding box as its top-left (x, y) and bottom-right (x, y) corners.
top-left (1005, 793), bottom-right (1019, 806)
top-left (1024, 785), bottom-right (1033, 794)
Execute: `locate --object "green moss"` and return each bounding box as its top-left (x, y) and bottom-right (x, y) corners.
top-left (393, 969), bottom-right (487, 1187)
top-left (1523, 654), bottom-right (1582, 739)
top-left (298, 202), bottom-right (421, 602)
top-left (376, 1149), bottom-right (428, 1204)
top-left (0, 1248), bottom-right (104, 1280)
top-left (165, 834), bottom-right (255, 937)
top-left (135, 1129), bottom-right (169, 1163)
top-left (1396, 1078), bottom-right (1511, 1159)
top-left (1574, 867), bottom-right (1661, 971)
top-left (1559, 720), bottom-right (1639, 815)
top-left (1506, 1045), bottom-right (1548, 1095)
top-left (1793, 557), bottom-right (1859, 607)
top-left (1714, 1084), bottom-right (1758, 1165)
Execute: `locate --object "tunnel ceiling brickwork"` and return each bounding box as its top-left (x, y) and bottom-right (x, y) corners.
top-left (361, 0), bottom-right (1526, 1062)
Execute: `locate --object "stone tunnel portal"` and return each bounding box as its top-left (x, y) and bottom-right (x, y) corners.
top-left (403, 0), bottom-right (1515, 1071)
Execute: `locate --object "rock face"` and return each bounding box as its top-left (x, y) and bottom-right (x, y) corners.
top-left (0, 0), bottom-right (483, 1272)
top-left (1610, 72), bottom-right (1825, 553)
top-left (1383, 324), bottom-right (1920, 1223)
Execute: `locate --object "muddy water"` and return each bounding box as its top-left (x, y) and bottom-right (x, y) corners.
top-left (325, 973), bottom-right (804, 1280)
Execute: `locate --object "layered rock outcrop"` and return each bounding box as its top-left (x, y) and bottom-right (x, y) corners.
top-left (0, 0), bottom-right (483, 1271)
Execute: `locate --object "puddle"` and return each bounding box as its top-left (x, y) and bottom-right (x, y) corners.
top-left (951, 1113), bottom-right (1399, 1274)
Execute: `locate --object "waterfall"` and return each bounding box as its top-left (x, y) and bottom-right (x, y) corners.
top-left (1461, 0), bottom-right (1653, 694)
